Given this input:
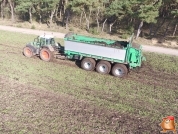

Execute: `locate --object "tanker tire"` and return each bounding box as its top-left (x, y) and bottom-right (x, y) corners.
top-left (112, 64), bottom-right (128, 78)
top-left (23, 47), bottom-right (33, 58)
top-left (81, 58), bottom-right (96, 71)
top-left (40, 48), bottom-right (54, 62)
top-left (96, 61), bottom-right (111, 74)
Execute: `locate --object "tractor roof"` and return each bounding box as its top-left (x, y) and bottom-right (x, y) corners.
top-left (39, 34), bottom-right (54, 39)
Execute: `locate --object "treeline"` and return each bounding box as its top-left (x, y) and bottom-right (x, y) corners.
top-left (0, 0), bottom-right (178, 38)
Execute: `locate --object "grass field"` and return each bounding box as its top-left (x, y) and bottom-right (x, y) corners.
top-left (0, 30), bottom-right (178, 134)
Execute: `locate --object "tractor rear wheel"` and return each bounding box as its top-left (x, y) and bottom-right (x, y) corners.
top-left (112, 64), bottom-right (128, 78)
top-left (81, 58), bottom-right (96, 71)
top-left (40, 48), bottom-right (53, 62)
top-left (96, 61), bottom-right (111, 74)
top-left (23, 47), bottom-right (33, 58)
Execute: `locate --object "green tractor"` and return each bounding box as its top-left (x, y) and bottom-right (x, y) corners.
top-left (23, 34), bottom-right (61, 61)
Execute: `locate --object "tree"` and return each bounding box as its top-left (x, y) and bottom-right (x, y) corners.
top-left (171, 9), bottom-right (178, 36)
top-left (8, 0), bottom-right (15, 22)
top-left (15, 0), bottom-right (36, 23)
top-left (105, 0), bottom-right (135, 33)
top-left (0, 0), bottom-right (7, 19)
top-left (41, 0), bottom-right (59, 26)
top-left (133, 0), bottom-right (162, 38)
top-left (68, 0), bottom-right (95, 30)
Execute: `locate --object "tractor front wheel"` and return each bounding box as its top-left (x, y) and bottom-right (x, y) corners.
top-left (23, 47), bottom-right (33, 58)
top-left (40, 48), bottom-right (53, 62)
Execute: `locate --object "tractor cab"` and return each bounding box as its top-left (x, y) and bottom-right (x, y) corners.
top-left (33, 34), bottom-right (57, 47)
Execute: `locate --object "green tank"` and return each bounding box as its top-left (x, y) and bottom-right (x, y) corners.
top-left (64, 33), bottom-right (146, 77)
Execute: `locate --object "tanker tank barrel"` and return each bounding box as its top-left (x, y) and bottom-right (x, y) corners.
top-left (64, 33), bottom-right (128, 48)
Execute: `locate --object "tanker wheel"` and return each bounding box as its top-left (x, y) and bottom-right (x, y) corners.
top-left (96, 61), bottom-right (111, 74)
top-left (112, 64), bottom-right (128, 78)
top-left (23, 47), bottom-right (33, 58)
top-left (40, 48), bottom-right (53, 62)
top-left (81, 58), bottom-right (96, 71)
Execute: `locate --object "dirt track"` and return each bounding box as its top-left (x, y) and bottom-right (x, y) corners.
top-left (0, 25), bottom-right (178, 56)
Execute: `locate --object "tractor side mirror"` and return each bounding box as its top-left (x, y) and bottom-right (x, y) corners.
top-left (34, 38), bottom-right (38, 42)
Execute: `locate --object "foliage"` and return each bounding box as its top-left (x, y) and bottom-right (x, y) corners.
top-left (0, 0), bottom-right (178, 37)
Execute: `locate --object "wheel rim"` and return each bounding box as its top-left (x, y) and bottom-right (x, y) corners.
top-left (84, 62), bottom-right (91, 69)
top-left (115, 68), bottom-right (124, 76)
top-left (25, 48), bottom-right (32, 56)
top-left (99, 65), bottom-right (107, 73)
top-left (42, 50), bottom-right (50, 60)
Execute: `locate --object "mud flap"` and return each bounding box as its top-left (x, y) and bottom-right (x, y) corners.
top-left (42, 46), bottom-right (54, 52)
top-left (48, 46), bottom-right (55, 52)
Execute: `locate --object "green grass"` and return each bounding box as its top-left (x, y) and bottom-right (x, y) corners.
top-left (0, 30), bottom-right (178, 133)
top-left (0, 30), bottom-right (63, 48)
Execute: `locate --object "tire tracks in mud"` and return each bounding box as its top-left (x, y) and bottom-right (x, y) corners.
top-left (0, 43), bottom-right (22, 55)
top-left (128, 65), bottom-right (178, 90)
top-left (0, 76), bottom-right (159, 134)
top-left (0, 43), bottom-right (22, 50)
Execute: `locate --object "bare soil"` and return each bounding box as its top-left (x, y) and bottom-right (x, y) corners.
top-left (0, 76), bottom-right (168, 134)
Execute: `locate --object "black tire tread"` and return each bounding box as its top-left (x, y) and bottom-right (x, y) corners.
top-left (40, 48), bottom-right (54, 62)
top-left (96, 60), bottom-right (111, 74)
top-left (23, 46), bottom-right (33, 58)
top-left (112, 64), bottom-right (128, 78)
top-left (81, 58), bottom-right (96, 71)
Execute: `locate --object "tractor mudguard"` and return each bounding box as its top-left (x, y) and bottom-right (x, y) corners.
top-left (26, 44), bottom-right (37, 55)
top-left (42, 46), bottom-right (55, 52)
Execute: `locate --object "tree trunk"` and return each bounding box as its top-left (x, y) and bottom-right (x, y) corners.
top-left (63, 0), bottom-right (67, 16)
top-left (109, 20), bottom-right (116, 33)
top-left (102, 18), bottom-right (107, 32)
top-left (164, 20), bottom-right (172, 37)
top-left (79, 11), bottom-right (83, 26)
top-left (58, 0), bottom-right (63, 19)
top-left (55, 4), bottom-right (59, 19)
top-left (129, 18), bottom-right (133, 25)
top-left (154, 18), bottom-right (165, 36)
top-left (136, 21), bottom-right (143, 39)
top-left (59, 9), bottom-right (62, 19)
top-left (173, 23), bottom-right (177, 37)
top-left (65, 9), bottom-right (70, 29)
top-left (96, 7), bottom-right (100, 33)
top-left (88, 7), bottom-right (92, 21)
top-left (149, 23), bottom-right (153, 36)
top-left (83, 11), bottom-right (89, 30)
top-left (50, 9), bottom-right (56, 25)
top-left (0, 0), bottom-right (5, 19)
top-left (29, 7), bottom-right (32, 23)
top-left (39, 14), bottom-right (42, 25)
top-left (8, 0), bottom-right (15, 22)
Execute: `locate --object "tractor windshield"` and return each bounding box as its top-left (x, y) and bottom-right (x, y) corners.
top-left (39, 38), bottom-right (56, 46)
top-left (46, 38), bottom-right (55, 45)
top-left (50, 38), bottom-right (55, 45)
